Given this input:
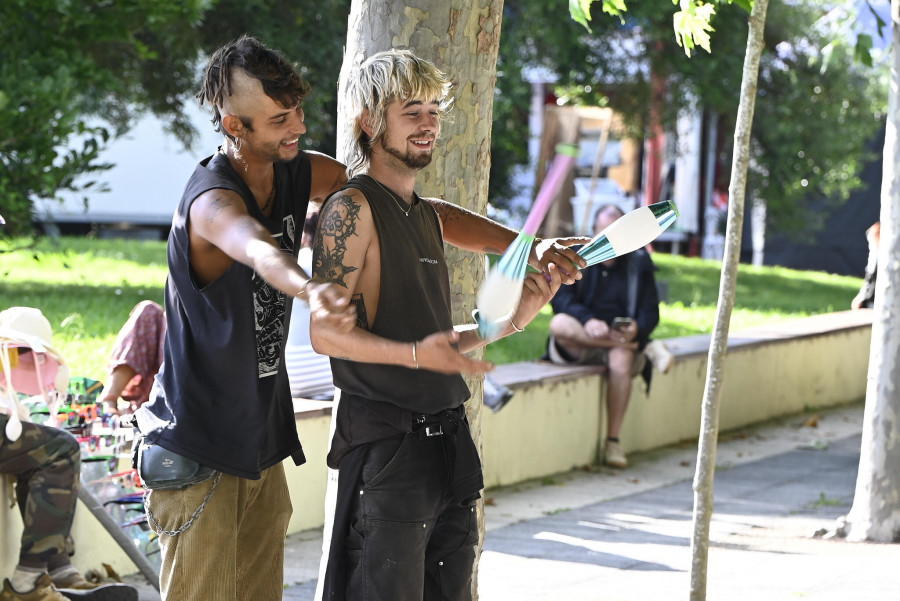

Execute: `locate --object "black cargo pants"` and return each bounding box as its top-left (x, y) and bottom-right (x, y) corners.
top-left (344, 422), bottom-right (479, 601)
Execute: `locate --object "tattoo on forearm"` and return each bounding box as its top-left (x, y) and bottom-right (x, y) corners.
top-left (206, 194), bottom-right (233, 222)
top-left (312, 194), bottom-right (360, 287)
top-left (351, 294), bottom-right (368, 330)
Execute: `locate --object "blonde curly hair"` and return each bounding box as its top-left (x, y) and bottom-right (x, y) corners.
top-left (344, 49), bottom-right (453, 177)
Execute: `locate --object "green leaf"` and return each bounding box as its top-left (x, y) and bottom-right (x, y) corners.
top-left (672, 0), bottom-right (717, 57)
top-left (569, 0), bottom-right (593, 32)
top-left (855, 33), bottom-right (874, 68)
top-left (866, 0), bottom-right (887, 39)
top-left (601, 0), bottom-right (628, 22)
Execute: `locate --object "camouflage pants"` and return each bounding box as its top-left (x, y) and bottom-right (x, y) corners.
top-left (0, 415), bottom-right (81, 567)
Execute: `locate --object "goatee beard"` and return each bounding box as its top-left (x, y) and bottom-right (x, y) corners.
top-left (384, 142), bottom-right (433, 170)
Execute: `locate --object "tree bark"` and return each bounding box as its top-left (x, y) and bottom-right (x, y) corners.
top-left (844, 0), bottom-right (900, 543)
top-left (689, 0), bottom-right (769, 599)
top-left (334, 1), bottom-right (504, 597)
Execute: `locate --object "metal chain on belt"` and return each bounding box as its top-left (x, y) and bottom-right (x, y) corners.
top-left (143, 470), bottom-right (223, 537)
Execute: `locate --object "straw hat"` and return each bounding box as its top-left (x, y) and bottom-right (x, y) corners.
top-left (0, 306), bottom-right (66, 365)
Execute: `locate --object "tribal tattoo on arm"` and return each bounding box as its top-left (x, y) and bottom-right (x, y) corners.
top-left (312, 194), bottom-right (360, 288)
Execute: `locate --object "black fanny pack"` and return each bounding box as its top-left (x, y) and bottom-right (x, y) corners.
top-left (133, 437), bottom-right (217, 491)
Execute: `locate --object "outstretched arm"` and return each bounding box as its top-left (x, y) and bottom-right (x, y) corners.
top-left (425, 198), bottom-right (589, 283)
top-left (189, 188), bottom-right (355, 333)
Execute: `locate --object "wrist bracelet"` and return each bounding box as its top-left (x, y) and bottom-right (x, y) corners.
top-left (412, 341), bottom-right (419, 369)
top-left (297, 283), bottom-right (309, 301)
top-left (508, 314), bottom-right (525, 333)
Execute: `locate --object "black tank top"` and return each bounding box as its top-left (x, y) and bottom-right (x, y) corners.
top-left (329, 175), bottom-right (470, 413)
top-left (135, 150), bottom-right (310, 479)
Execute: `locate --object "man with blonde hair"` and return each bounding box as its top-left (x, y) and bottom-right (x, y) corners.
top-left (311, 49), bottom-right (579, 601)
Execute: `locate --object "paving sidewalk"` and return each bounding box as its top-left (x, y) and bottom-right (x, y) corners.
top-left (127, 403), bottom-right (900, 600)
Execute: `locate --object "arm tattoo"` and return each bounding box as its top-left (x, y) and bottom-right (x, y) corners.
top-left (429, 199), bottom-right (465, 227)
top-left (206, 194), bottom-right (233, 223)
top-left (351, 294), bottom-right (369, 330)
top-left (312, 194), bottom-right (360, 288)
top-left (428, 199), bottom-right (504, 254)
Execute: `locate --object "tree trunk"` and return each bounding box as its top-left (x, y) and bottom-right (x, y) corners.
top-left (844, 0), bottom-right (900, 543)
top-left (750, 194), bottom-right (766, 266)
top-left (333, 1), bottom-right (503, 597)
top-left (688, 1), bottom-right (769, 599)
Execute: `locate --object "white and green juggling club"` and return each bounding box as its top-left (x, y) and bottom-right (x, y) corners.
top-left (578, 200), bottom-right (679, 266)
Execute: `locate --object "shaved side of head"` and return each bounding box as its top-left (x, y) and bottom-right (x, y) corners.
top-left (219, 68), bottom-right (266, 131)
top-left (197, 35), bottom-right (310, 141)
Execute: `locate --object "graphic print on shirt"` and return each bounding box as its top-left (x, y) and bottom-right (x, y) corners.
top-left (254, 214), bottom-right (296, 378)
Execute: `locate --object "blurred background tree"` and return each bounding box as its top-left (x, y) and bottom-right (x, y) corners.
top-left (0, 0), bottom-right (886, 241)
top-left (0, 0), bottom-right (206, 235)
top-left (493, 0), bottom-right (886, 237)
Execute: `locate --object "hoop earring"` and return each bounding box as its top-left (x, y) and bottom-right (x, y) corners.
top-left (234, 136), bottom-right (243, 152)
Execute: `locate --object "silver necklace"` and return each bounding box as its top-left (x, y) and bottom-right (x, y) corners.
top-left (371, 176), bottom-right (412, 217)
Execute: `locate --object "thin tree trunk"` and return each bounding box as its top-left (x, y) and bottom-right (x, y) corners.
top-left (333, 1), bottom-right (503, 598)
top-left (689, 0), bottom-right (769, 599)
top-left (750, 195), bottom-right (766, 266)
top-left (844, 0), bottom-right (900, 543)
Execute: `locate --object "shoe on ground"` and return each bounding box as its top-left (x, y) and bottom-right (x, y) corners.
top-left (644, 340), bottom-right (674, 374)
top-left (604, 440), bottom-right (628, 469)
top-left (56, 583), bottom-right (138, 601)
top-left (51, 564), bottom-right (136, 600)
top-left (52, 564), bottom-right (121, 590)
top-left (1, 574), bottom-right (69, 601)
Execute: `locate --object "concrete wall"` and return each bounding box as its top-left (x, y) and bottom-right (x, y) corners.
top-left (628, 310), bottom-right (872, 451)
top-left (486, 310), bottom-right (872, 488)
top-left (0, 310), bottom-right (873, 577)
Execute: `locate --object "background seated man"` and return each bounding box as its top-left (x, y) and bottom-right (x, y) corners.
top-left (546, 203), bottom-right (672, 469)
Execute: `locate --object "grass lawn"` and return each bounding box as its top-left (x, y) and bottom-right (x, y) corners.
top-left (485, 252), bottom-right (862, 363)
top-left (1, 237), bottom-right (168, 380)
top-left (0, 236), bottom-right (864, 381)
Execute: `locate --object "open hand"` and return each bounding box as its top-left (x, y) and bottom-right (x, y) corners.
top-left (416, 330), bottom-right (494, 375)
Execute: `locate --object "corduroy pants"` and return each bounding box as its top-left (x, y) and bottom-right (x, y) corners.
top-left (147, 462), bottom-right (292, 601)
